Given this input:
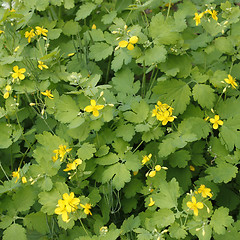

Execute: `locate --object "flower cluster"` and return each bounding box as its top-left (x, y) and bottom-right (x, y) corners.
top-left (25, 26), bottom-right (48, 43)
top-left (193, 9), bottom-right (218, 26)
top-left (84, 99), bottom-right (104, 117)
top-left (3, 85), bottom-right (11, 99)
top-left (52, 144), bottom-right (72, 162)
top-left (55, 192), bottom-right (80, 222)
top-left (119, 36), bottom-right (139, 50)
top-left (187, 185), bottom-right (212, 216)
top-left (146, 164), bottom-right (167, 178)
top-left (152, 101), bottom-right (176, 125)
top-left (12, 168), bottom-right (27, 183)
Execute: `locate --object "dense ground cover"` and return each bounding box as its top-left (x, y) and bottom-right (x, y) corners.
top-left (1, 0), bottom-right (240, 239)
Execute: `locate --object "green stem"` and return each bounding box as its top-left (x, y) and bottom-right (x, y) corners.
top-left (142, 61), bottom-right (146, 97)
top-left (133, 140), bottom-right (144, 153)
top-left (166, 0), bottom-right (172, 19)
top-left (0, 162), bottom-right (10, 181)
top-left (79, 219), bottom-right (89, 236)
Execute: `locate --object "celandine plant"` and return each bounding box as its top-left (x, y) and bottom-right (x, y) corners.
top-left (0, 0), bottom-right (240, 239)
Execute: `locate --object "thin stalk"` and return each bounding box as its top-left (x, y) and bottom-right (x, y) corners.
top-left (79, 219), bottom-right (89, 236)
top-left (141, 61), bottom-right (146, 97)
top-left (0, 162), bottom-right (10, 180)
top-left (166, 0), bottom-right (172, 19)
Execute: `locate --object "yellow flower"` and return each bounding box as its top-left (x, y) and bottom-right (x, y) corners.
top-left (189, 165), bottom-right (195, 171)
top-left (14, 46), bottom-right (20, 52)
top-left (129, 36), bottom-right (138, 44)
top-left (63, 192), bottom-right (80, 212)
top-left (187, 196), bottom-right (204, 216)
top-left (80, 203), bottom-right (92, 215)
top-left (155, 165), bottom-right (161, 171)
top-left (148, 197), bottom-right (155, 207)
top-left (210, 115), bottom-right (223, 129)
top-left (55, 199), bottom-right (69, 222)
top-left (127, 43), bottom-right (134, 50)
top-left (142, 154), bottom-right (152, 165)
top-left (224, 74), bottom-right (238, 89)
top-left (193, 12), bottom-right (204, 26)
top-left (119, 40), bottom-right (128, 48)
top-left (25, 29), bottom-right (35, 43)
top-left (12, 168), bottom-right (20, 183)
top-left (206, 10), bottom-right (218, 21)
top-left (52, 144), bottom-right (72, 162)
top-left (41, 90), bottom-right (54, 99)
top-left (92, 24), bottom-right (96, 29)
top-left (149, 170), bottom-right (156, 178)
top-left (197, 185), bottom-right (212, 198)
top-left (84, 99), bottom-right (104, 117)
top-left (38, 61), bottom-right (48, 70)
top-left (3, 92), bottom-right (10, 99)
top-left (64, 159), bottom-right (82, 172)
top-left (157, 110), bottom-right (175, 125)
top-left (0, 30), bottom-right (4, 34)
top-left (22, 176), bottom-right (27, 183)
top-left (12, 66), bottom-right (26, 80)
top-left (35, 26), bottom-right (48, 36)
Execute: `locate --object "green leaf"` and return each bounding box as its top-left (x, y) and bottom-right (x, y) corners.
top-left (121, 215), bottom-right (140, 234)
top-left (75, 3), bottom-right (97, 20)
top-left (35, 0), bottom-right (49, 11)
top-left (55, 95), bottom-right (80, 124)
top-left (38, 188), bottom-right (61, 214)
top-left (153, 178), bottom-right (180, 209)
top-left (219, 116), bottom-right (240, 151)
top-left (159, 54), bottom-right (192, 78)
top-left (149, 13), bottom-right (181, 45)
top-left (89, 29), bottom-right (105, 42)
top-left (95, 152), bottom-right (119, 165)
top-left (47, 29), bottom-right (62, 40)
top-left (102, 163), bottom-right (131, 190)
top-left (115, 123), bottom-right (135, 141)
top-left (112, 68), bottom-right (140, 95)
top-left (0, 123), bottom-right (12, 149)
top-left (13, 186), bottom-right (36, 212)
top-left (123, 99), bottom-right (149, 123)
top-left (137, 45), bottom-right (167, 66)
top-left (206, 162), bottom-right (238, 184)
top-left (89, 43), bottom-right (113, 61)
top-left (152, 79), bottom-right (191, 115)
top-left (168, 150), bottom-right (191, 168)
top-left (134, 228), bottom-right (153, 240)
top-left (95, 145), bottom-right (110, 157)
top-left (3, 224), bottom-right (27, 240)
top-left (111, 49), bottom-right (132, 72)
top-left (102, 11), bottom-right (117, 24)
top-left (192, 84), bottom-right (216, 109)
top-left (77, 143), bottom-right (96, 160)
top-left (62, 20), bottom-right (80, 36)
top-left (215, 37), bottom-right (235, 55)
top-left (210, 207), bottom-right (234, 235)
top-left (64, 0), bottom-right (74, 9)
top-left (123, 178), bottom-right (142, 198)
top-left (23, 212), bottom-right (49, 234)
top-left (150, 209), bottom-right (175, 228)
top-left (169, 222), bottom-right (188, 239)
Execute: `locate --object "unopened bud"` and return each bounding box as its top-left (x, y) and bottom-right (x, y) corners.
top-left (109, 104), bottom-right (114, 107)
top-left (100, 91), bottom-right (104, 97)
top-left (29, 103), bottom-right (36, 106)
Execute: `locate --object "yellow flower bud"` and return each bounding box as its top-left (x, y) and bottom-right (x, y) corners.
top-left (155, 165), bottom-right (161, 171)
top-left (129, 36), bottom-right (138, 44)
top-left (127, 43), bottom-right (134, 50)
top-left (149, 170), bottom-right (156, 177)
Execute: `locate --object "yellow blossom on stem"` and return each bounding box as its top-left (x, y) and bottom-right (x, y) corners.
top-left (127, 43), bottom-right (134, 50)
top-left (0, 30), bottom-right (4, 34)
top-left (224, 74), bottom-right (238, 89)
top-left (52, 144), bottom-right (72, 162)
top-left (210, 115), bottom-right (223, 129)
top-left (148, 197), bottom-right (155, 207)
top-left (119, 40), bottom-right (128, 48)
top-left (80, 203), bottom-right (92, 215)
top-left (149, 170), bottom-right (156, 178)
top-left (197, 185), bottom-right (213, 198)
top-left (155, 165), bottom-right (161, 171)
top-left (22, 176), bottom-right (27, 183)
top-left (190, 165), bottom-right (195, 171)
top-left (38, 61), bottom-right (48, 70)
top-left (12, 168), bottom-right (20, 183)
top-left (142, 153), bottom-right (152, 165)
top-left (12, 66), bottom-right (26, 80)
top-left (35, 26), bottom-right (48, 36)
top-left (193, 12), bottom-right (204, 26)
top-left (63, 192), bottom-right (80, 212)
top-left (187, 196), bottom-right (204, 216)
top-left (64, 159), bottom-right (82, 172)
top-left (25, 29), bottom-right (35, 43)
top-left (84, 99), bottom-right (104, 117)
top-left (129, 36), bottom-right (139, 44)
top-left (55, 199), bottom-right (70, 222)
top-left (91, 24), bottom-right (96, 29)
top-left (41, 90), bottom-right (54, 99)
